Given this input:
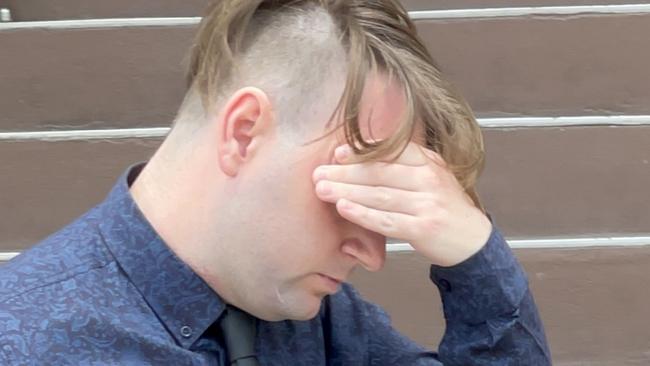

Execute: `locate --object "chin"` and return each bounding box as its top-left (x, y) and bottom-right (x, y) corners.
top-left (272, 295), bottom-right (324, 322)
top-left (259, 281), bottom-right (328, 321)
top-left (286, 305), bottom-right (322, 321)
top-left (258, 305), bottom-right (320, 322)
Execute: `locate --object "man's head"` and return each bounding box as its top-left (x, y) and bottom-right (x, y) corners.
top-left (133, 0), bottom-right (485, 321)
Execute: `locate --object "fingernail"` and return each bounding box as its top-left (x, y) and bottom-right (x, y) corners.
top-left (316, 181), bottom-right (332, 195)
top-left (335, 145), bottom-right (351, 161)
top-left (314, 166), bottom-right (328, 180)
top-left (339, 199), bottom-right (354, 211)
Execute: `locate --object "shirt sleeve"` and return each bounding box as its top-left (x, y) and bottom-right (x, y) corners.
top-left (329, 223), bottom-right (551, 365)
top-left (429, 224), bottom-right (552, 365)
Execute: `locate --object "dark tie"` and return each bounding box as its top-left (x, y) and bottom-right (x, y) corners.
top-left (218, 305), bottom-right (260, 366)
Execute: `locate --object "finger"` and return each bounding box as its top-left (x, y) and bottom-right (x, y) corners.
top-left (335, 198), bottom-right (418, 240)
top-left (313, 162), bottom-right (439, 192)
top-left (315, 180), bottom-right (421, 215)
top-left (335, 141), bottom-right (446, 167)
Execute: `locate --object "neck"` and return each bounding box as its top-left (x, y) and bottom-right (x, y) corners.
top-left (129, 136), bottom-right (225, 285)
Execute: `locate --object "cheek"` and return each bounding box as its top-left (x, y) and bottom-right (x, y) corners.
top-left (307, 185), bottom-right (350, 239)
top-left (274, 142), bottom-right (344, 236)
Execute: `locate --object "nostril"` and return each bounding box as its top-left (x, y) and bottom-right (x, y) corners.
top-left (341, 238), bottom-right (386, 272)
top-left (341, 238), bottom-right (362, 252)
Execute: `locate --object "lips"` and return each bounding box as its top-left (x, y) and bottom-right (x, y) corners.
top-left (321, 274), bottom-right (343, 283)
top-left (318, 273), bottom-right (343, 293)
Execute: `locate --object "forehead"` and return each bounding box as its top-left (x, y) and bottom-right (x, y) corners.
top-left (330, 72), bottom-right (423, 146)
top-left (350, 72), bottom-right (404, 142)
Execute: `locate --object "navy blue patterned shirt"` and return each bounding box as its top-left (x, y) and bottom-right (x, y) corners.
top-left (0, 162), bottom-right (551, 365)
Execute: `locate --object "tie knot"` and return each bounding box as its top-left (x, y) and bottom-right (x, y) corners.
top-left (218, 305), bottom-right (259, 365)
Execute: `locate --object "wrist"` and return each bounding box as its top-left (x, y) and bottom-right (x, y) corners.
top-left (429, 225), bottom-right (528, 323)
top-left (426, 211), bottom-right (493, 267)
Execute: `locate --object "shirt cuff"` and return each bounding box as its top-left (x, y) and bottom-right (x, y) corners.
top-left (429, 224), bottom-right (529, 324)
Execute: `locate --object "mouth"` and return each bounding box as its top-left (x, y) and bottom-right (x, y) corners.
top-left (317, 273), bottom-right (343, 293)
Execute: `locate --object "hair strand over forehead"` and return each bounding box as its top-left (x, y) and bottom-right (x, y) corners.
top-left (185, 0), bottom-right (487, 212)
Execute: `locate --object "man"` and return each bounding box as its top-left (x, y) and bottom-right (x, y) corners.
top-left (0, 1), bottom-right (551, 365)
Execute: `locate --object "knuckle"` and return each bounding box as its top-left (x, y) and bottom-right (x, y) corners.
top-left (414, 193), bottom-right (436, 212)
top-left (425, 191), bottom-right (442, 207)
top-left (376, 162), bottom-right (394, 180)
top-left (419, 216), bottom-right (442, 235)
top-left (375, 187), bottom-right (392, 206)
top-left (416, 169), bottom-right (438, 188)
top-left (378, 213), bottom-right (397, 234)
top-left (336, 167), bottom-right (347, 182)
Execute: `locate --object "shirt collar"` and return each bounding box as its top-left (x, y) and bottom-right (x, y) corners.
top-left (97, 161), bottom-right (226, 349)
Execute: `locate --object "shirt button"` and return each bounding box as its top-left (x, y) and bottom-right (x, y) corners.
top-left (439, 279), bottom-right (452, 292)
top-left (180, 325), bottom-right (193, 338)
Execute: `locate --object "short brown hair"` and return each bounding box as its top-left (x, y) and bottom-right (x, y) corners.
top-left (185, 0), bottom-right (486, 212)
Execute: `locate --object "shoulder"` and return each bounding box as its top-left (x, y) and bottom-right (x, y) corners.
top-left (0, 205), bottom-right (110, 303)
top-left (0, 207), bottom-right (141, 361)
top-left (0, 205), bottom-right (122, 341)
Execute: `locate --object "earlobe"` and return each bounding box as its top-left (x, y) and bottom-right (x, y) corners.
top-left (216, 87), bottom-right (273, 177)
top-left (218, 140), bottom-right (241, 177)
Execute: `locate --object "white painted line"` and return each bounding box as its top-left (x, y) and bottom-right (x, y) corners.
top-left (507, 235), bottom-right (650, 249)
top-left (1, 115), bottom-right (648, 141)
top-left (479, 115), bottom-right (650, 128)
top-left (387, 235), bottom-right (650, 252)
top-left (3, 236), bottom-right (650, 262)
top-left (3, 4), bottom-right (650, 31)
top-left (409, 4), bottom-right (650, 20)
top-left (0, 17), bottom-right (201, 31)
top-left (0, 127), bottom-right (170, 141)
top-left (0, 252), bottom-right (20, 262)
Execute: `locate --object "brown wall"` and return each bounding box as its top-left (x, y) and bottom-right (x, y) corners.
top-left (2, 0), bottom-right (649, 20)
top-left (0, 0), bottom-right (211, 21)
top-left (3, 14), bottom-right (650, 132)
top-left (0, 26), bottom-right (194, 132)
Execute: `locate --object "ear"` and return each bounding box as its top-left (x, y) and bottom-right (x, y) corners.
top-left (216, 87), bottom-right (274, 177)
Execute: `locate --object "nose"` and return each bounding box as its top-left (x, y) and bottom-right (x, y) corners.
top-left (340, 229), bottom-right (386, 272)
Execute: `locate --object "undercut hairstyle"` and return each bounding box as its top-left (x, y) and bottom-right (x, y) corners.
top-left (182, 0), bottom-right (487, 212)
